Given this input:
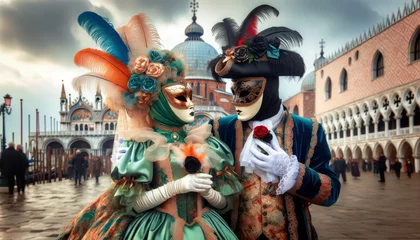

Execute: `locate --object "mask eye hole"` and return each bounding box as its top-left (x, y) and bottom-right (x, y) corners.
top-left (239, 90), bottom-right (250, 98)
top-left (176, 95), bottom-right (187, 102)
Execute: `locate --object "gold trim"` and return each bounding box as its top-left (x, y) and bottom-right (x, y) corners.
top-left (213, 117), bottom-right (220, 139)
top-left (305, 118), bottom-right (319, 167)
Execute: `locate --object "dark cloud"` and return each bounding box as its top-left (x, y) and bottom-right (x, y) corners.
top-left (0, 0), bottom-right (112, 65)
top-left (102, 0), bottom-right (191, 22)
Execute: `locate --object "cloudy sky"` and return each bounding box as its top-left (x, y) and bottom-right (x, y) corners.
top-left (0, 0), bottom-right (410, 148)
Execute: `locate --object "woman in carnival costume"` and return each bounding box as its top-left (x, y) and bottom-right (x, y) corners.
top-left (207, 5), bottom-right (340, 240)
top-left (58, 11), bottom-right (241, 240)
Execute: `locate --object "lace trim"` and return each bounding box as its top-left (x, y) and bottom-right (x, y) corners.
top-left (276, 155), bottom-right (300, 195)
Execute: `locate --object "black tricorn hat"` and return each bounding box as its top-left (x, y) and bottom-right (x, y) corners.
top-left (208, 4), bottom-right (305, 81)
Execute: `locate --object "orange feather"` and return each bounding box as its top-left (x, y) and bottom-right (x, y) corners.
top-left (183, 144), bottom-right (206, 163)
top-left (74, 48), bottom-right (131, 90)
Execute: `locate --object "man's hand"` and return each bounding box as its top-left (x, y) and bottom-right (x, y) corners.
top-left (250, 141), bottom-right (291, 178)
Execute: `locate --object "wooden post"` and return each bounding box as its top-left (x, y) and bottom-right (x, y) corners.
top-left (47, 147), bottom-right (51, 183)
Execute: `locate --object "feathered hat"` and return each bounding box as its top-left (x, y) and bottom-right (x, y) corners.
top-left (208, 4), bottom-right (305, 80)
top-left (73, 11), bottom-right (187, 113)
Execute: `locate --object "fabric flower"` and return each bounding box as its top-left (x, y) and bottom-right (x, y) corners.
top-left (149, 50), bottom-right (163, 63)
top-left (234, 46), bottom-right (249, 63)
top-left (185, 156), bottom-right (202, 174)
top-left (146, 62), bottom-right (165, 78)
top-left (253, 125), bottom-right (269, 139)
top-left (141, 76), bottom-right (158, 93)
top-left (133, 56), bottom-right (150, 74)
top-left (248, 36), bottom-right (268, 59)
top-left (127, 74), bottom-right (144, 92)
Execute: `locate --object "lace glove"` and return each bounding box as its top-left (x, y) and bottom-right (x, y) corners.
top-left (133, 173), bottom-right (212, 213)
top-left (250, 142), bottom-right (300, 195)
top-left (200, 189), bottom-right (227, 209)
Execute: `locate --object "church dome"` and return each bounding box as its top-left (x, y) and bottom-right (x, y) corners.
top-left (171, 15), bottom-right (219, 80)
top-left (301, 71), bottom-right (315, 92)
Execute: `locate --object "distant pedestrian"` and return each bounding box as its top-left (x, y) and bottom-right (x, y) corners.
top-left (373, 158), bottom-right (379, 175)
top-left (16, 144), bottom-right (29, 193)
top-left (82, 156), bottom-right (89, 181)
top-left (92, 156), bottom-right (102, 184)
top-left (72, 150), bottom-right (84, 185)
top-left (362, 159), bottom-right (367, 172)
top-left (0, 142), bottom-right (22, 194)
top-left (351, 159), bottom-right (360, 178)
top-left (334, 155), bottom-right (347, 182)
top-left (406, 160), bottom-right (414, 179)
top-left (394, 159), bottom-right (402, 179)
top-left (378, 153), bottom-right (387, 182)
top-left (367, 160), bottom-right (372, 172)
top-left (67, 155), bottom-right (73, 180)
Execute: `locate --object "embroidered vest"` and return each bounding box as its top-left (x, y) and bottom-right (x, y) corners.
top-left (237, 117), bottom-right (289, 240)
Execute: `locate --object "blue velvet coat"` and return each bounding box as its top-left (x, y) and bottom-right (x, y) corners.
top-left (210, 112), bottom-right (340, 240)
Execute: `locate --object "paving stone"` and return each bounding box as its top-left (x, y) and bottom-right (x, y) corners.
top-left (0, 172), bottom-right (419, 239)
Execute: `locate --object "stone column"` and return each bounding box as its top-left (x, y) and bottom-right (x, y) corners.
top-left (350, 126), bottom-right (354, 142)
top-left (357, 124), bottom-right (361, 141)
top-left (415, 157), bottom-right (420, 173)
top-left (385, 118), bottom-right (389, 137)
top-left (396, 117), bottom-right (401, 135)
top-left (365, 124), bottom-right (369, 140)
top-left (409, 113), bottom-right (414, 134)
top-left (374, 120), bottom-right (378, 139)
top-left (399, 157), bottom-right (406, 173)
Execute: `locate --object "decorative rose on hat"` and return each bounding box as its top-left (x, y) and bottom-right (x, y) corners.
top-left (234, 46), bottom-right (249, 63)
top-left (128, 74), bottom-right (144, 92)
top-left (149, 50), bottom-right (164, 63)
top-left (133, 56), bottom-right (150, 74)
top-left (141, 76), bottom-right (158, 93)
top-left (248, 36), bottom-right (268, 59)
top-left (146, 63), bottom-right (164, 78)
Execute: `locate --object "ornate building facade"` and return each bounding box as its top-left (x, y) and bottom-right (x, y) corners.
top-left (283, 71), bottom-right (315, 118)
top-left (29, 82), bottom-right (117, 156)
top-left (314, 1), bottom-right (420, 173)
top-left (172, 4), bottom-right (235, 128)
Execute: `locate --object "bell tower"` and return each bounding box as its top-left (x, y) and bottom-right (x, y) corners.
top-left (95, 83), bottom-right (103, 110)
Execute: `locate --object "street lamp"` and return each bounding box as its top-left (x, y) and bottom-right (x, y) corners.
top-left (1, 94), bottom-right (12, 151)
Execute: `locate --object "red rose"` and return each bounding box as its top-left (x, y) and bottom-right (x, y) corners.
top-left (253, 125), bottom-right (269, 139)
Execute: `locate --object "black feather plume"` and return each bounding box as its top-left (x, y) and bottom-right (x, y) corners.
top-left (258, 27), bottom-right (303, 49)
top-left (236, 5), bottom-right (279, 44)
top-left (207, 55), bottom-right (224, 82)
top-left (212, 18), bottom-right (239, 50)
top-left (269, 49), bottom-right (305, 78)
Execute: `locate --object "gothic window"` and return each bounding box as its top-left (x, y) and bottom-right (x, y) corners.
top-left (209, 92), bottom-right (215, 105)
top-left (85, 124), bottom-right (88, 131)
top-left (204, 84), bottom-right (208, 98)
top-left (293, 105), bottom-right (299, 115)
top-left (325, 78), bottom-right (331, 100)
top-left (372, 51), bottom-right (384, 79)
top-left (105, 123), bottom-right (109, 130)
top-left (75, 125), bottom-right (78, 131)
top-left (340, 69), bottom-right (348, 92)
top-left (355, 50), bottom-right (359, 60)
top-left (410, 27), bottom-right (420, 62)
top-left (110, 122), bottom-right (114, 130)
top-left (79, 124), bottom-right (83, 131)
top-left (196, 83), bottom-right (201, 96)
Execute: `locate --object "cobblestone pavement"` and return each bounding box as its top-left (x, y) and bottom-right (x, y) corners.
top-left (0, 172), bottom-right (419, 240)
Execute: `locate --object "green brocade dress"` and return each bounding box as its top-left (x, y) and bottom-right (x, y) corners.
top-left (113, 127), bottom-right (241, 240)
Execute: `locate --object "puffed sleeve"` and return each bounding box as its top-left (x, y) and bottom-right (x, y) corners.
top-left (111, 140), bottom-right (154, 213)
top-left (206, 136), bottom-right (243, 213)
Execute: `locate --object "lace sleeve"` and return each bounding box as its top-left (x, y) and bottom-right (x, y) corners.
top-left (276, 155), bottom-right (299, 195)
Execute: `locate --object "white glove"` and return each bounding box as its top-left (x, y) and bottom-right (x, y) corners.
top-left (111, 138), bottom-right (127, 163)
top-left (133, 173), bottom-right (212, 213)
top-left (201, 189), bottom-right (227, 209)
top-left (250, 142), bottom-right (300, 195)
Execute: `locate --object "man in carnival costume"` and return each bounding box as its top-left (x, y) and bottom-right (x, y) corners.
top-left (59, 11), bottom-right (241, 239)
top-left (207, 5), bottom-right (341, 240)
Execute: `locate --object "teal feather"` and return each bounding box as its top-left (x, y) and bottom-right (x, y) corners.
top-left (78, 11), bottom-right (129, 65)
top-left (169, 59), bottom-right (185, 76)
